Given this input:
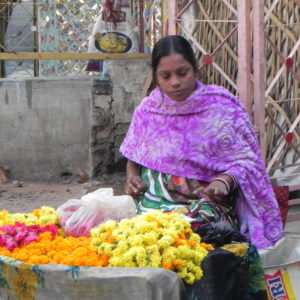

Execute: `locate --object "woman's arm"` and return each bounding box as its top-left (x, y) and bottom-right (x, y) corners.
top-left (125, 160), bottom-right (147, 200)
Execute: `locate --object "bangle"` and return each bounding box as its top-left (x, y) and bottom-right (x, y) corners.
top-left (213, 177), bottom-right (230, 193)
top-left (221, 172), bottom-right (238, 190)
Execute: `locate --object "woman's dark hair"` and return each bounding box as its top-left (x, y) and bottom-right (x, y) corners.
top-left (152, 35), bottom-right (197, 78)
top-left (146, 35), bottom-right (198, 95)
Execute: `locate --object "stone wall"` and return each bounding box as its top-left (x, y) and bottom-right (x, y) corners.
top-left (0, 58), bottom-right (150, 181)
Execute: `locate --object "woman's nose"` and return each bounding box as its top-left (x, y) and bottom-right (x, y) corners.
top-left (170, 76), bottom-right (180, 87)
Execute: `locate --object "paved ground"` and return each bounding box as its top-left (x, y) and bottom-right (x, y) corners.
top-left (0, 172), bottom-right (126, 213)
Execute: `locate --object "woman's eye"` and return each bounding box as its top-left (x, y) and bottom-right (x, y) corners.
top-left (179, 72), bottom-right (187, 76)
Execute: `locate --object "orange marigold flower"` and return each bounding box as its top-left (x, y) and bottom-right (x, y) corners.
top-left (183, 228), bottom-right (192, 235)
top-left (200, 242), bottom-right (215, 251)
top-left (172, 238), bottom-right (185, 247)
top-left (0, 248), bottom-right (12, 257)
top-left (98, 253), bottom-right (110, 267)
top-left (27, 255), bottom-right (51, 265)
top-left (38, 231), bottom-right (55, 242)
top-left (73, 247), bottom-right (89, 257)
top-left (178, 232), bottom-right (186, 240)
top-left (172, 259), bottom-right (182, 270)
top-left (162, 261), bottom-right (173, 270)
top-left (32, 209), bottom-right (40, 217)
top-left (187, 240), bottom-right (198, 248)
top-left (85, 256), bottom-right (99, 267)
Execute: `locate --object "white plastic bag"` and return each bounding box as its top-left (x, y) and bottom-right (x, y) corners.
top-left (56, 199), bottom-right (82, 230)
top-left (56, 188), bottom-right (136, 237)
top-left (86, 0), bottom-right (139, 72)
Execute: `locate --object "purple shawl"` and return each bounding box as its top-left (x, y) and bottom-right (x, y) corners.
top-left (120, 82), bottom-right (284, 249)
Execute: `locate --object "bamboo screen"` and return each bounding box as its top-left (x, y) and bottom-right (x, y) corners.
top-left (177, 0), bottom-right (238, 96)
top-left (176, 0), bottom-right (300, 180)
top-left (264, 0), bottom-right (300, 180)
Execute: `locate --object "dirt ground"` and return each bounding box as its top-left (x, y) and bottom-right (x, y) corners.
top-left (0, 172), bottom-right (126, 213)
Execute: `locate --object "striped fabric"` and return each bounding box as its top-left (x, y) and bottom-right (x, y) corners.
top-left (136, 167), bottom-right (180, 214)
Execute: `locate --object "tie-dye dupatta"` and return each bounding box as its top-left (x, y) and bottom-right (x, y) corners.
top-left (120, 82), bottom-right (284, 249)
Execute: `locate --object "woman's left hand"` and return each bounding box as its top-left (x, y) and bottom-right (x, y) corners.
top-left (192, 180), bottom-right (229, 201)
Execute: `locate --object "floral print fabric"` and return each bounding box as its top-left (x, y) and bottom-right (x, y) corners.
top-left (120, 82), bottom-right (284, 249)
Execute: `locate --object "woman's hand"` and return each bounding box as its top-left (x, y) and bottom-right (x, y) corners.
top-left (192, 174), bottom-right (234, 201)
top-left (125, 160), bottom-right (147, 200)
top-left (125, 175), bottom-right (147, 200)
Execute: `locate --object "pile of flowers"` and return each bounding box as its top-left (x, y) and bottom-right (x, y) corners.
top-left (0, 222), bottom-right (58, 251)
top-left (0, 233), bottom-right (109, 267)
top-left (0, 206), bottom-right (61, 251)
top-left (0, 208), bottom-right (213, 284)
top-left (0, 207), bottom-right (109, 267)
top-left (91, 211), bottom-right (212, 284)
top-left (0, 207), bottom-right (59, 227)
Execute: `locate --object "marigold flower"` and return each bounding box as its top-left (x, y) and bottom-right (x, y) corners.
top-left (162, 261), bottom-right (173, 270)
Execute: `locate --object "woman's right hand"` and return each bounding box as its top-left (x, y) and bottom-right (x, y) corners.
top-left (125, 176), bottom-right (147, 200)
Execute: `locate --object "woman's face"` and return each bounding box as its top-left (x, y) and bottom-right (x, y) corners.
top-left (155, 53), bottom-right (197, 101)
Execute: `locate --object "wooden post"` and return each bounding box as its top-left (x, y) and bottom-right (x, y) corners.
top-left (0, 1), bottom-right (5, 77)
top-left (162, 0), bottom-right (168, 36)
top-left (33, 0), bottom-right (39, 77)
top-left (167, 0), bottom-right (177, 35)
top-left (253, 0), bottom-right (266, 159)
top-left (237, 0), bottom-right (252, 115)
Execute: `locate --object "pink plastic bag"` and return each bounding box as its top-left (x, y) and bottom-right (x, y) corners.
top-left (56, 188), bottom-right (136, 237)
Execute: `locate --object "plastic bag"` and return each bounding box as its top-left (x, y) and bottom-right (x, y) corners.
top-left (161, 198), bottom-right (245, 247)
top-left (56, 188), bottom-right (136, 237)
top-left (56, 199), bottom-right (83, 230)
top-left (86, 0), bottom-right (139, 72)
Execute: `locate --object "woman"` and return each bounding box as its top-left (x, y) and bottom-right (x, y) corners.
top-left (120, 34), bottom-right (284, 299)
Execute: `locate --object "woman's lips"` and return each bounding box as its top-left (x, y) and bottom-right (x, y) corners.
top-left (170, 90), bottom-right (184, 96)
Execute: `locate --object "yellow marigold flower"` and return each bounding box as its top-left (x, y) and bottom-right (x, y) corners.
top-left (142, 232), bottom-right (158, 246)
top-left (102, 243), bottom-right (115, 256)
top-left (157, 236), bottom-right (174, 249)
top-left (189, 233), bottom-right (201, 243)
top-left (162, 247), bottom-right (178, 262)
top-left (134, 220), bottom-right (158, 233)
top-left (0, 210), bottom-right (9, 225)
top-left (183, 272), bottom-right (196, 285)
top-left (131, 235), bottom-right (144, 247)
top-left (147, 254), bottom-right (161, 268)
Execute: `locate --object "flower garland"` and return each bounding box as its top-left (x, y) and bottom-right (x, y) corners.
top-left (0, 232), bottom-right (109, 267)
top-left (0, 207), bottom-right (61, 251)
top-left (0, 222), bottom-right (58, 251)
top-left (0, 206), bottom-right (59, 227)
top-left (91, 211), bottom-right (211, 284)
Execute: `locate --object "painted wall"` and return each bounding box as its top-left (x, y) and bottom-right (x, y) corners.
top-left (0, 59), bottom-right (150, 181)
